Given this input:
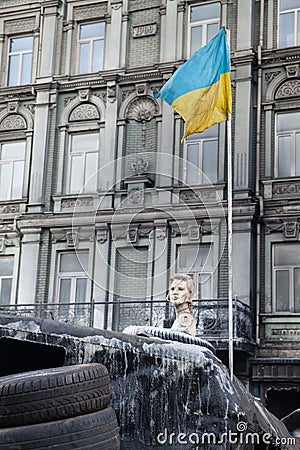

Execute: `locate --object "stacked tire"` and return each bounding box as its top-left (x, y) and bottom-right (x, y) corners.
top-left (0, 363), bottom-right (120, 449)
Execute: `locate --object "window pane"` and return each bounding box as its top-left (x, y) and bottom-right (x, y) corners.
top-left (294, 268), bottom-right (300, 313)
top-left (7, 55), bottom-right (19, 86)
top-left (277, 113), bottom-right (300, 132)
top-left (2, 142), bottom-right (26, 160)
top-left (178, 246), bottom-right (211, 270)
top-left (79, 42), bottom-right (89, 73)
top-left (274, 244), bottom-right (300, 266)
top-left (279, 12), bottom-right (295, 47)
top-left (11, 160), bottom-right (24, 199)
top-left (186, 143), bottom-right (199, 184)
top-left (0, 257), bottom-right (14, 276)
top-left (0, 164), bottom-right (11, 200)
top-left (190, 3), bottom-right (220, 22)
top-left (0, 279), bottom-right (12, 305)
top-left (85, 152), bottom-right (98, 192)
top-left (21, 52), bottom-right (32, 85)
top-left (59, 278), bottom-right (71, 303)
top-left (75, 278), bottom-right (87, 314)
top-left (278, 135), bottom-right (291, 177)
top-left (92, 39), bottom-right (104, 71)
top-left (199, 274), bottom-right (211, 299)
top-left (80, 22), bottom-right (105, 39)
top-left (203, 140), bottom-right (218, 183)
top-left (190, 26), bottom-right (202, 55)
top-left (296, 133), bottom-right (300, 175)
top-left (275, 270), bottom-right (290, 312)
top-left (280, 0), bottom-right (300, 11)
top-left (298, 11), bottom-right (300, 45)
top-left (10, 36), bottom-right (33, 52)
top-left (75, 278), bottom-right (87, 302)
top-left (207, 22), bottom-right (219, 42)
top-left (72, 134), bottom-right (98, 152)
top-left (69, 155), bottom-right (84, 193)
top-left (60, 252), bottom-right (88, 273)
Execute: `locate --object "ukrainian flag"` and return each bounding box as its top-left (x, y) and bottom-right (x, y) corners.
top-left (154, 27), bottom-right (232, 140)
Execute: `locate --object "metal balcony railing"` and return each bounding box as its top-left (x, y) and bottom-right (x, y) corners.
top-left (0, 297), bottom-right (254, 343)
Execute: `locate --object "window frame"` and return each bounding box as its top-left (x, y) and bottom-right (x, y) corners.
top-left (187, 2), bottom-right (221, 57)
top-left (278, 0), bottom-right (300, 48)
top-left (176, 244), bottom-right (214, 299)
top-left (272, 243), bottom-right (300, 313)
top-left (6, 34), bottom-right (33, 87)
top-left (275, 111), bottom-right (300, 178)
top-left (0, 140), bottom-right (26, 201)
top-left (0, 255), bottom-right (15, 305)
top-left (66, 131), bottom-right (100, 194)
top-left (55, 251), bottom-right (89, 315)
top-left (183, 125), bottom-right (219, 185)
top-left (77, 21), bottom-right (105, 74)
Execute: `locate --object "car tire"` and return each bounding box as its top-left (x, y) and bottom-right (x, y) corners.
top-left (0, 363), bottom-right (111, 428)
top-left (0, 406), bottom-right (120, 450)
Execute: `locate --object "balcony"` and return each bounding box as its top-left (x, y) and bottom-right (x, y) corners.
top-left (0, 298), bottom-right (254, 352)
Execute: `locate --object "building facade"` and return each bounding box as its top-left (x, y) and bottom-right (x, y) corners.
top-left (0, 0), bottom-right (299, 433)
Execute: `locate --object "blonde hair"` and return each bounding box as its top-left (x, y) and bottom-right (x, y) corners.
top-left (168, 273), bottom-right (195, 304)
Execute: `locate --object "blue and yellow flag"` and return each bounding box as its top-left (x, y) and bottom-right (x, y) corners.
top-left (154, 27), bottom-right (232, 140)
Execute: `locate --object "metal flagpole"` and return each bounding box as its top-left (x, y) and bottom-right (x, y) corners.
top-left (226, 29), bottom-right (234, 381)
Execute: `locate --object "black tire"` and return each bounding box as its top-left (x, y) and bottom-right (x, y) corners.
top-left (0, 363), bottom-right (111, 428)
top-left (0, 406), bottom-right (120, 450)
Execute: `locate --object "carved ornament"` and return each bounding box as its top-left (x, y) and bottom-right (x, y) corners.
top-left (0, 204), bottom-right (20, 214)
top-left (273, 182), bottom-right (300, 196)
top-left (0, 114), bottom-right (26, 131)
top-left (283, 222), bottom-right (299, 239)
top-left (128, 188), bottom-right (143, 204)
top-left (127, 97), bottom-right (157, 122)
top-left (66, 231), bottom-right (78, 247)
top-left (69, 104), bottom-right (99, 121)
top-left (96, 227), bottom-right (108, 244)
top-left (131, 159), bottom-right (148, 176)
top-left (275, 80), bottom-right (300, 99)
top-left (0, 236), bottom-right (6, 253)
top-left (61, 197), bottom-right (94, 209)
top-left (265, 71), bottom-right (281, 84)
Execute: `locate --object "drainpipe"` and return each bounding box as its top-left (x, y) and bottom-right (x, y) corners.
top-left (255, 0), bottom-right (264, 346)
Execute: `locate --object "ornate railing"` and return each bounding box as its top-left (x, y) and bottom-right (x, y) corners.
top-left (0, 302), bottom-right (92, 327)
top-left (0, 297), bottom-right (254, 342)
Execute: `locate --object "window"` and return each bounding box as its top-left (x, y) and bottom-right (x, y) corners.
top-left (78, 22), bottom-right (105, 74)
top-left (67, 133), bottom-right (99, 194)
top-left (185, 124), bottom-right (218, 185)
top-left (177, 245), bottom-right (213, 299)
top-left (273, 244), bottom-right (300, 313)
top-left (188, 2), bottom-right (220, 56)
top-left (276, 112), bottom-right (300, 178)
top-left (56, 252), bottom-right (88, 315)
top-left (0, 141), bottom-right (26, 200)
top-left (0, 257), bottom-right (14, 305)
top-left (7, 36), bottom-right (33, 86)
top-left (279, 0), bottom-right (300, 48)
